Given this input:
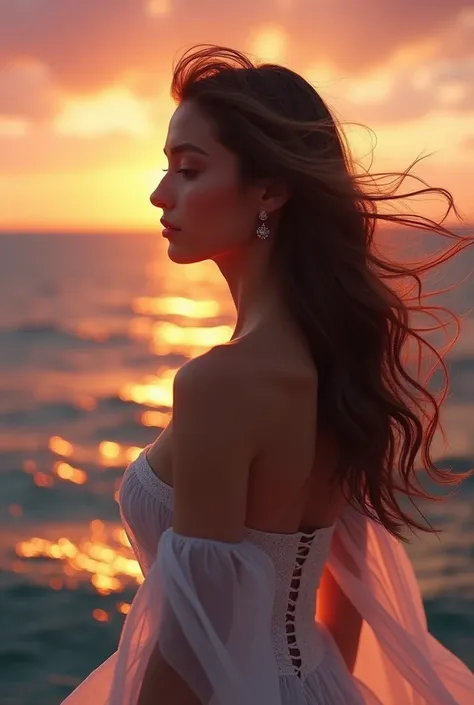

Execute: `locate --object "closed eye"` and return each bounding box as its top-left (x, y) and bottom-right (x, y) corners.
top-left (162, 168), bottom-right (199, 179)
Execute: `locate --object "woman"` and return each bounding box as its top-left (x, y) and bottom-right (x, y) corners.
top-left (63, 45), bottom-right (474, 704)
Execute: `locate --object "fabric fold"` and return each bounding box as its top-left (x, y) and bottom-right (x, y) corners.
top-left (326, 504), bottom-right (474, 705)
top-left (109, 527), bottom-right (281, 705)
top-left (61, 502), bottom-right (474, 705)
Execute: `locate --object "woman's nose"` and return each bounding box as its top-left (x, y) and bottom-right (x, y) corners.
top-left (150, 182), bottom-right (172, 210)
top-left (150, 186), bottom-right (164, 209)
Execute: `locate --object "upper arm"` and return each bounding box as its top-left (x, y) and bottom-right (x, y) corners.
top-left (316, 510), bottom-right (366, 673)
top-left (170, 352), bottom-right (257, 543)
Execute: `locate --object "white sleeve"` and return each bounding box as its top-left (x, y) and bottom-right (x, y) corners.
top-left (108, 527), bottom-right (281, 705)
top-left (326, 504), bottom-right (474, 704)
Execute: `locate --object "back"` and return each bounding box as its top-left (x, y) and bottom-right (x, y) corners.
top-left (147, 326), bottom-right (346, 535)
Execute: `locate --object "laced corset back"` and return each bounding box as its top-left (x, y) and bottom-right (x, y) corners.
top-left (245, 522), bottom-right (335, 678)
top-left (119, 448), bottom-right (335, 680)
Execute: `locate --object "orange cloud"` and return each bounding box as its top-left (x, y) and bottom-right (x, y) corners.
top-left (0, 61), bottom-right (59, 120)
top-left (326, 55), bottom-right (474, 126)
top-left (0, 0), bottom-right (471, 142)
top-left (285, 2), bottom-right (474, 74)
top-left (0, 127), bottom-right (155, 174)
top-left (0, 1), bottom-right (473, 230)
top-left (0, 0), bottom-right (472, 101)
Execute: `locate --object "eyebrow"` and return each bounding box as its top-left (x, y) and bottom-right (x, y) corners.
top-left (163, 142), bottom-right (209, 157)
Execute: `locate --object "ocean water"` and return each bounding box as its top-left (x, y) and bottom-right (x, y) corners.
top-left (0, 232), bottom-right (473, 704)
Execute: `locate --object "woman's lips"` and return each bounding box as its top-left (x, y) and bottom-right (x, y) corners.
top-left (160, 218), bottom-right (180, 230)
top-left (162, 226), bottom-right (181, 238)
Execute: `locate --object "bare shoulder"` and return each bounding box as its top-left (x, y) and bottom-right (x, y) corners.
top-left (174, 336), bottom-right (317, 447)
top-left (179, 333), bottom-right (316, 390)
top-left (173, 343), bottom-right (271, 431)
top-left (170, 338), bottom-right (317, 541)
top-left (170, 345), bottom-right (266, 541)
top-left (174, 344), bottom-right (248, 390)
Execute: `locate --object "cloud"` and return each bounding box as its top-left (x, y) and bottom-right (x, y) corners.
top-left (0, 0), bottom-right (273, 94)
top-left (329, 55), bottom-right (474, 125)
top-left (0, 61), bottom-right (59, 121)
top-left (0, 125), bottom-right (156, 174)
top-left (53, 87), bottom-right (156, 138)
top-left (0, 0), bottom-right (473, 134)
top-left (284, 0), bottom-right (473, 74)
top-left (0, 0), bottom-right (472, 95)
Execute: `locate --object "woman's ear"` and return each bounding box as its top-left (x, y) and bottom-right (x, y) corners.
top-left (259, 178), bottom-right (291, 214)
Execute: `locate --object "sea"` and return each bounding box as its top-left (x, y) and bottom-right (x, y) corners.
top-left (0, 231), bottom-right (473, 704)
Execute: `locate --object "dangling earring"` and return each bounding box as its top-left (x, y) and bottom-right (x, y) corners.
top-left (256, 209), bottom-right (270, 240)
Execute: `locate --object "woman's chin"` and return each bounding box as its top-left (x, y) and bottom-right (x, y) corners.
top-left (166, 242), bottom-right (205, 265)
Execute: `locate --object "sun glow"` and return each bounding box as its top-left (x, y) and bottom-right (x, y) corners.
top-left (54, 87), bottom-right (154, 138)
top-left (248, 24), bottom-right (288, 62)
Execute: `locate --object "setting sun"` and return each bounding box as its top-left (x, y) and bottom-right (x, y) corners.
top-left (1, 3), bottom-right (472, 233)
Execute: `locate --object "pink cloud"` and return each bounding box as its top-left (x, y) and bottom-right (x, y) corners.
top-left (1, 1), bottom-right (472, 90)
top-left (0, 0), bottom-right (472, 125)
top-left (0, 61), bottom-right (59, 120)
top-left (336, 57), bottom-right (474, 125)
top-left (284, 0), bottom-right (473, 73)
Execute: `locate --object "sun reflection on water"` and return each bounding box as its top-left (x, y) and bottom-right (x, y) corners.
top-left (120, 368), bottom-right (176, 408)
top-left (8, 278), bottom-right (235, 613)
top-left (14, 437), bottom-right (153, 597)
top-left (133, 295), bottom-right (221, 319)
top-left (150, 321), bottom-right (233, 356)
top-left (15, 518), bottom-right (143, 596)
top-left (54, 461), bottom-right (87, 484)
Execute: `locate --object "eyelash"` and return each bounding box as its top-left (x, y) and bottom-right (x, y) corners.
top-left (162, 168), bottom-right (198, 179)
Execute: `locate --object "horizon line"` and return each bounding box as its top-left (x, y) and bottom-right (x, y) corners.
top-left (0, 228), bottom-right (160, 236)
top-left (1, 222), bottom-right (473, 237)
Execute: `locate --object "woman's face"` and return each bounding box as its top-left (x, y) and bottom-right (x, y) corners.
top-left (150, 101), bottom-right (263, 264)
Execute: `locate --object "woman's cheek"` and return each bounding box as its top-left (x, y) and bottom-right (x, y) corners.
top-left (183, 172), bottom-right (239, 229)
top-left (184, 181), bottom-right (213, 214)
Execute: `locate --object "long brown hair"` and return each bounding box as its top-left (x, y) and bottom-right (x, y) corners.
top-left (170, 44), bottom-right (472, 539)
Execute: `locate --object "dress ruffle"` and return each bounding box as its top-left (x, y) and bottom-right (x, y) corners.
top-left (62, 506), bottom-right (474, 704)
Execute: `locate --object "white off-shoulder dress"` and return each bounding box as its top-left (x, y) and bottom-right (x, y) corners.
top-left (62, 446), bottom-right (474, 705)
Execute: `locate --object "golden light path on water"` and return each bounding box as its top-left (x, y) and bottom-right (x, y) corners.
top-left (10, 283), bottom-right (236, 622)
top-left (14, 439), bottom-right (148, 623)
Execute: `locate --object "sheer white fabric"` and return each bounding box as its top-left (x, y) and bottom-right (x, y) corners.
top-left (61, 446), bottom-right (474, 705)
top-left (326, 504), bottom-right (474, 704)
top-left (111, 529), bottom-right (282, 704)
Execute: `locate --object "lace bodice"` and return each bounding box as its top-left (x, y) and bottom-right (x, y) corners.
top-left (119, 446), bottom-right (335, 679)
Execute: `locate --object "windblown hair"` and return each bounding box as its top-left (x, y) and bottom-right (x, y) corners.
top-left (170, 44), bottom-right (472, 539)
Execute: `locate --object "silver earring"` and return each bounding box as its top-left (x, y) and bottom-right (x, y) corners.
top-left (256, 209), bottom-right (270, 239)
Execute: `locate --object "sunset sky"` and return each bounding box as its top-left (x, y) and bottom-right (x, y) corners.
top-left (1, 0), bottom-right (474, 233)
